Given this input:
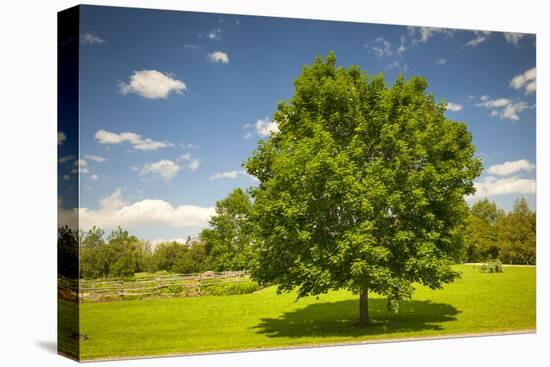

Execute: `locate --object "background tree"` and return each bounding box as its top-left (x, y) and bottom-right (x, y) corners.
top-left (151, 241), bottom-right (186, 273)
top-left (58, 225), bottom-right (79, 279)
top-left (105, 227), bottom-right (142, 277)
top-left (172, 244), bottom-right (209, 273)
top-left (80, 226), bottom-right (107, 279)
top-left (200, 188), bottom-right (255, 271)
top-left (464, 199), bottom-right (503, 262)
top-left (497, 198), bottom-right (536, 264)
top-left (246, 52), bottom-right (482, 327)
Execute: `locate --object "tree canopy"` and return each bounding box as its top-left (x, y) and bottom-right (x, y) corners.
top-left (199, 188), bottom-right (255, 271)
top-left (245, 52), bottom-right (483, 326)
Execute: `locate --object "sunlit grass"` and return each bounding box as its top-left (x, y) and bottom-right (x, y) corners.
top-left (67, 265), bottom-right (535, 360)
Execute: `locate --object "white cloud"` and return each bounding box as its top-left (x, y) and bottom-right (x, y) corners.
top-left (58, 155), bottom-right (74, 164)
top-left (100, 188), bottom-right (128, 210)
top-left (95, 129), bottom-right (173, 151)
top-left (397, 36), bottom-right (406, 53)
top-left (255, 118), bottom-right (279, 137)
top-left (499, 102), bottom-right (529, 121)
top-left (369, 37), bottom-right (393, 59)
top-left (207, 29), bottom-right (221, 40)
top-left (207, 51), bottom-right (230, 64)
top-left (179, 153), bottom-right (200, 172)
top-left (58, 132), bottom-right (66, 145)
top-left (465, 31), bottom-right (491, 47)
top-left (471, 176), bottom-right (536, 198)
top-left (188, 159), bottom-right (200, 172)
top-left (475, 96), bottom-right (528, 121)
top-left (510, 67), bottom-right (536, 95)
top-left (446, 102), bottom-right (463, 112)
top-left (119, 70), bottom-right (187, 99)
top-left (487, 159), bottom-right (535, 176)
top-left (504, 32), bottom-right (526, 46)
top-left (80, 33), bottom-right (105, 45)
top-left (140, 160), bottom-right (181, 182)
top-left (243, 118), bottom-right (280, 139)
top-left (90, 174), bottom-right (98, 181)
top-left (435, 57), bottom-right (447, 65)
top-left (209, 170), bottom-right (257, 182)
top-left (407, 26), bottom-right (454, 43)
top-left (79, 188), bottom-right (215, 230)
top-left (73, 159), bottom-right (89, 174)
top-left (476, 96), bottom-right (512, 108)
top-left (366, 37), bottom-right (408, 70)
top-left (84, 154), bottom-right (107, 162)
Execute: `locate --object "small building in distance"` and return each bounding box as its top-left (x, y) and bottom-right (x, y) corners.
top-left (185, 236), bottom-right (203, 247)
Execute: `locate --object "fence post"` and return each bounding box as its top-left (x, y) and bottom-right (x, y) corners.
top-left (120, 280), bottom-right (124, 301)
top-left (157, 277), bottom-right (161, 298)
top-left (198, 273), bottom-right (202, 296)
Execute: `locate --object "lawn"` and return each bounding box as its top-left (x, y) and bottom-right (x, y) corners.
top-left (67, 264), bottom-right (535, 360)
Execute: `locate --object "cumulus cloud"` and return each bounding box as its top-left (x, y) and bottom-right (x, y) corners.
top-left (95, 129), bottom-right (173, 151)
top-left (90, 174), bottom-right (99, 181)
top-left (255, 118), bottom-right (279, 137)
top-left (475, 96), bottom-right (528, 121)
top-left (435, 57), bottom-right (447, 65)
top-left (446, 102), bottom-right (463, 112)
top-left (79, 188), bottom-right (215, 230)
top-left (140, 160), bottom-right (181, 182)
top-left (471, 176), bottom-right (536, 198)
top-left (209, 170), bottom-right (257, 181)
top-left (58, 132), bottom-right (66, 145)
top-left (84, 154), bottom-right (107, 162)
top-left (487, 159), bottom-right (535, 176)
top-left (243, 118), bottom-right (280, 139)
top-left (80, 33), bottom-right (105, 45)
top-left (498, 102), bottom-right (529, 121)
top-left (119, 70), bottom-right (187, 99)
top-left (207, 51), bottom-right (230, 64)
top-left (504, 32), bottom-right (527, 46)
top-left (510, 67), bottom-right (536, 95)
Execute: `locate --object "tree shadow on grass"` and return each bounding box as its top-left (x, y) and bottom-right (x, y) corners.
top-left (253, 298), bottom-right (460, 338)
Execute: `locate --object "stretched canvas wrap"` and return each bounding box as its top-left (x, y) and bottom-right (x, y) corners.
top-left (58, 4), bottom-right (536, 361)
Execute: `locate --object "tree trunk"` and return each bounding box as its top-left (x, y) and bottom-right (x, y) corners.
top-left (359, 287), bottom-right (370, 327)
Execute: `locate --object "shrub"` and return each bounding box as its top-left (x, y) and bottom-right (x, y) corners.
top-left (480, 259), bottom-right (503, 273)
top-left (203, 280), bottom-right (259, 296)
top-left (167, 283), bottom-right (184, 294)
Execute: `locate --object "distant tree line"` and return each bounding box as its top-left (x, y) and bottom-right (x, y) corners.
top-left (62, 191), bottom-right (534, 280)
top-left (463, 197), bottom-right (536, 264)
top-left (76, 188), bottom-right (254, 279)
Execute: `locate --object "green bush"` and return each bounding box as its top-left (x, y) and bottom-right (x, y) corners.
top-left (480, 259), bottom-right (503, 273)
top-left (203, 280), bottom-right (259, 296)
top-left (167, 283), bottom-right (184, 295)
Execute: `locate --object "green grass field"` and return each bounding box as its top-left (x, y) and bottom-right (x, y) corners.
top-left (65, 265), bottom-right (535, 360)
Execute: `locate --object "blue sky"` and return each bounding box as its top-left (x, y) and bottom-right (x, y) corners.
top-left (58, 5), bottom-right (536, 242)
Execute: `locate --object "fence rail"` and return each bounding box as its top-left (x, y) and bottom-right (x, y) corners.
top-left (58, 270), bottom-right (249, 303)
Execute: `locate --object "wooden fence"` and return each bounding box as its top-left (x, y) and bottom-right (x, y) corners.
top-left (58, 271), bottom-right (249, 303)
